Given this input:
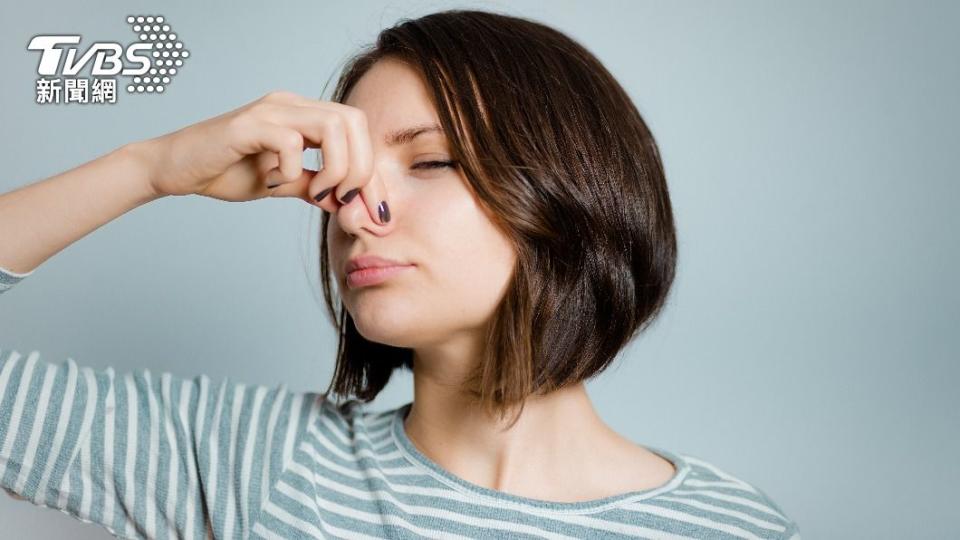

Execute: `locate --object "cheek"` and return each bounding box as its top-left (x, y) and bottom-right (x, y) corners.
top-left (421, 198), bottom-right (516, 323)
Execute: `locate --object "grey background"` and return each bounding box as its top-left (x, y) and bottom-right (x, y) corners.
top-left (1, 0), bottom-right (957, 538)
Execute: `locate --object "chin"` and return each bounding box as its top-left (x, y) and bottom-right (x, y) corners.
top-left (349, 304), bottom-right (423, 348)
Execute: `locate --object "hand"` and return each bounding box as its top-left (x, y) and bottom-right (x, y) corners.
top-left (138, 90), bottom-right (387, 222)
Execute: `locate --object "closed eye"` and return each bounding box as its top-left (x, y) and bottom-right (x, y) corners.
top-left (412, 160), bottom-right (458, 170)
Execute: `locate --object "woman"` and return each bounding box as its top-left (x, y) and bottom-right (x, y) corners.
top-left (0, 9), bottom-right (800, 540)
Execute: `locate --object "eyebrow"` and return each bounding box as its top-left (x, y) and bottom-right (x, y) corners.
top-left (384, 123), bottom-right (445, 146)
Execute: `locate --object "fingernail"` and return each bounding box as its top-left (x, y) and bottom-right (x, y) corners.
top-left (340, 188), bottom-right (360, 204)
top-left (378, 200), bottom-right (391, 224)
top-left (340, 188), bottom-right (359, 204)
top-left (314, 187), bottom-right (332, 202)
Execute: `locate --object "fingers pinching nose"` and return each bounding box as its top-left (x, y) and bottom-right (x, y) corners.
top-left (310, 186), bottom-right (389, 225)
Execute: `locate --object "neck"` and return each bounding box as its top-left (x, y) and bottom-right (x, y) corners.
top-left (404, 365), bottom-right (617, 494)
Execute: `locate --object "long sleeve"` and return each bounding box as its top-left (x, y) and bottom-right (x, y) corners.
top-left (0, 265), bottom-right (33, 295)
top-left (0, 347), bottom-right (321, 540)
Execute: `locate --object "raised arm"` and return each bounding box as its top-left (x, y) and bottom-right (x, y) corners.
top-left (0, 90), bottom-right (389, 279)
top-left (0, 142), bottom-right (164, 276)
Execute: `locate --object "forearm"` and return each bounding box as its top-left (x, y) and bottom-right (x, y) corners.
top-left (0, 141), bottom-right (165, 275)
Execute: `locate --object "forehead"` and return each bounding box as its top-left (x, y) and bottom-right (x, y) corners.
top-left (343, 58), bottom-right (440, 132)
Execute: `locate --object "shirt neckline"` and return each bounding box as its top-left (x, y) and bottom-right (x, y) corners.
top-left (389, 401), bottom-right (690, 514)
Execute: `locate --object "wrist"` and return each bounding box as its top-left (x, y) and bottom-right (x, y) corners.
top-left (118, 139), bottom-right (168, 201)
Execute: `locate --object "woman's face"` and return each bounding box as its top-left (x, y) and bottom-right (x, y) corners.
top-left (327, 57), bottom-right (516, 349)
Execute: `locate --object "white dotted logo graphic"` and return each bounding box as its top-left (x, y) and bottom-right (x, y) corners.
top-left (27, 14), bottom-right (189, 105)
top-left (125, 15), bottom-right (189, 94)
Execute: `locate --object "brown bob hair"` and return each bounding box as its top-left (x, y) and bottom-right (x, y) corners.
top-left (317, 8), bottom-right (676, 428)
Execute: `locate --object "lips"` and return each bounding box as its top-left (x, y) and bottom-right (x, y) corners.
top-left (344, 254), bottom-right (415, 289)
top-left (345, 254), bottom-right (413, 275)
top-left (346, 264), bottom-right (415, 288)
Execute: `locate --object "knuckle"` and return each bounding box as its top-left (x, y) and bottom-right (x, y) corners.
top-left (262, 90), bottom-right (288, 102)
top-left (283, 130), bottom-right (303, 150)
top-left (350, 108), bottom-right (369, 129)
top-left (322, 112), bottom-right (345, 131)
top-left (320, 122), bottom-right (345, 145)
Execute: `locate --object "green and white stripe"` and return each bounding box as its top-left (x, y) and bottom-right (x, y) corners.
top-left (0, 348), bottom-right (313, 539)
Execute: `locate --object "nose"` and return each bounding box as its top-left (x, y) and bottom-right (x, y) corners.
top-left (334, 167), bottom-right (393, 238)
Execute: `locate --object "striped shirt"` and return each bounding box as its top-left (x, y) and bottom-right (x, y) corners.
top-left (1, 266), bottom-right (801, 539)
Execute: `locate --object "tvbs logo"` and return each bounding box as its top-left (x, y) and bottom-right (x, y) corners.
top-left (28, 36), bottom-right (153, 76)
top-left (27, 15), bottom-right (189, 105)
